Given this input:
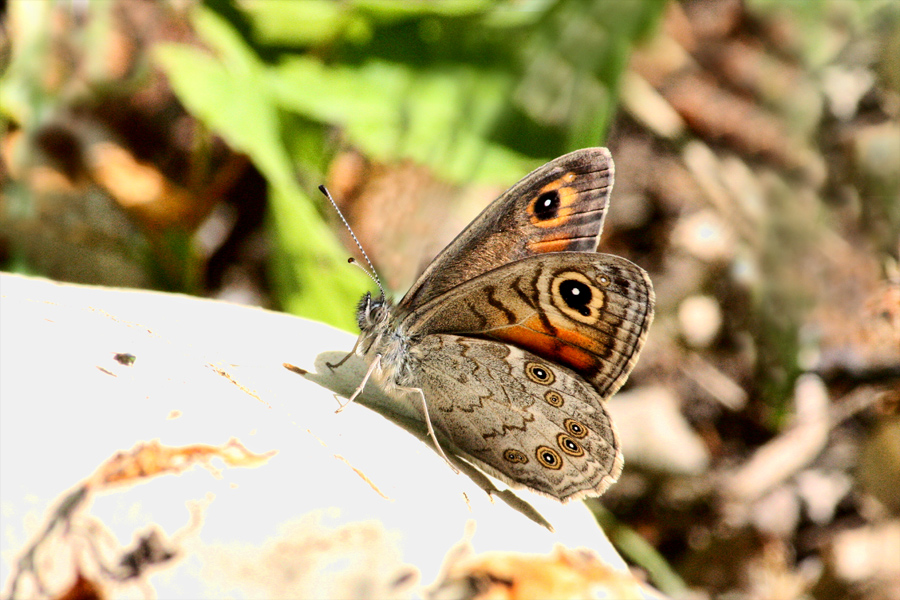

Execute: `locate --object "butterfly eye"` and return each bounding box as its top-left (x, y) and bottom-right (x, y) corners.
top-left (525, 362), bottom-right (555, 385)
top-left (544, 390), bottom-right (564, 407)
top-left (536, 446), bottom-right (563, 470)
top-left (557, 433), bottom-right (585, 457)
top-left (564, 418), bottom-right (589, 439)
top-left (503, 449), bottom-right (529, 464)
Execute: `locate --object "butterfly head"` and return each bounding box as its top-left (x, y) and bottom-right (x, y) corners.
top-left (356, 291), bottom-right (392, 334)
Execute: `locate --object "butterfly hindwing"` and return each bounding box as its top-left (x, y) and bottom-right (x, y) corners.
top-left (411, 335), bottom-right (623, 502)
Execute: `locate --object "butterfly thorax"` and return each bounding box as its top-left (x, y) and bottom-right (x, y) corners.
top-left (355, 292), bottom-right (417, 389)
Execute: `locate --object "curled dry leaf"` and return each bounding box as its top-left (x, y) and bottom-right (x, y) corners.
top-left (88, 438), bottom-right (277, 490)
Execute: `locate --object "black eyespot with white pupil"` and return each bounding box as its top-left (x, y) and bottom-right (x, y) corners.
top-left (564, 418), bottom-right (588, 439)
top-left (525, 362), bottom-right (555, 385)
top-left (559, 279), bottom-right (592, 317)
top-left (533, 190), bottom-right (560, 221)
top-left (536, 446), bottom-right (562, 469)
top-left (557, 433), bottom-right (585, 456)
top-left (545, 390), bottom-right (564, 407)
top-left (503, 449), bottom-right (528, 464)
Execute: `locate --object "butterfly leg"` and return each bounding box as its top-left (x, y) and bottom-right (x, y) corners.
top-left (326, 336), bottom-right (362, 370)
top-left (402, 386), bottom-right (460, 475)
top-left (334, 354), bottom-right (381, 413)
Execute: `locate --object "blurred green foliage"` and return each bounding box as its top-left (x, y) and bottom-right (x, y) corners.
top-left (154, 0), bottom-right (665, 330)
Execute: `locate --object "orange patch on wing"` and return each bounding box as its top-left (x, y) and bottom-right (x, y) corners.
top-left (555, 325), bottom-right (605, 355)
top-left (528, 238), bottom-right (572, 252)
top-left (489, 323), bottom-right (597, 373)
top-left (521, 315), bottom-right (601, 353)
top-left (530, 207), bottom-right (574, 229)
top-left (522, 314), bottom-right (554, 335)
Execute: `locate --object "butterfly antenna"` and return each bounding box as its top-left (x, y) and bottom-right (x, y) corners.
top-left (318, 184), bottom-right (385, 297)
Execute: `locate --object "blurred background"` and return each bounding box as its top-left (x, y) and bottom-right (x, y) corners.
top-left (1, 0), bottom-right (898, 598)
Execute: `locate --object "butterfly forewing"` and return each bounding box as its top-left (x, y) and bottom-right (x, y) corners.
top-left (401, 253), bottom-right (655, 400)
top-left (399, 148), bottom-right (614, 310)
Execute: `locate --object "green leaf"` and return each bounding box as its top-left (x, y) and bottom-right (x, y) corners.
top-left (268, 56), bottom-right (533, 185)
top-left (351, 0), bottom-right (496, 19)
top-left (243, 0), bottom-right (353, 46)
top-left (154, 6), bottom-right (368, 331)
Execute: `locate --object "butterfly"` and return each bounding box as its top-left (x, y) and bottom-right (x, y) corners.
top-left (335, 148), bottom-right (654, 503)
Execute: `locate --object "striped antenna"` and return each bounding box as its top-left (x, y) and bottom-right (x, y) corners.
top-left (318, 185), bottom-right (385, 296)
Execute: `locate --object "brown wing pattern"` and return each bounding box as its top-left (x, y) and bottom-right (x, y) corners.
top-left (403, 253), bottom-right (654, 400)
top-left (413, 335), bottom-right (623, 502)
top-left (399, 148), bottom-right (614, 311)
